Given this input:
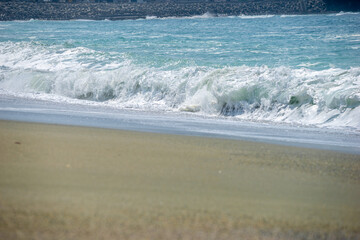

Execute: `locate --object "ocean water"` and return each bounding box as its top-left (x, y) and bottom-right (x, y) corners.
top-left (0, 12), bottom-right (360, 131)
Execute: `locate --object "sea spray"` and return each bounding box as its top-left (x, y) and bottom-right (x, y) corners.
top-left (0, 41), bottom-right (359, 129)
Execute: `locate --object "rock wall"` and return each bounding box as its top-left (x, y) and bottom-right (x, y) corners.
top-left (0, 0), bottom-right (327, 21)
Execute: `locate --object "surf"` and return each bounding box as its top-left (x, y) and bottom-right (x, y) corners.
top-left (0, 42), bottom-right (359, 130)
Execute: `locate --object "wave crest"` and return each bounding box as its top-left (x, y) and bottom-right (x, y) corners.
top-left (1, 42), bottom-right (359, 129)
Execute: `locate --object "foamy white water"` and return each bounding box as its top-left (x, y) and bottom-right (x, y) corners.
top-left (1, 41), bottom-right (359, 130)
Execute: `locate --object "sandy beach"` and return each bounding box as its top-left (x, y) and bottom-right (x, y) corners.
top-left (0, 120), bottom-right (359, 239)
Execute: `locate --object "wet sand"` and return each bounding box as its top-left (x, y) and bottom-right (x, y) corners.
top-left (0, 120), bottom-right (359, 239)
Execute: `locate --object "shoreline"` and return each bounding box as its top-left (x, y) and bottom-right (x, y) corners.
top-left (0, 94), bottom-right (359, 155)
top-left (0, 120), bottom-right (359, 239)
top-left (0, 0), bottom-right (329, 21)
top-left (1, 11), bottom-right (354, 22)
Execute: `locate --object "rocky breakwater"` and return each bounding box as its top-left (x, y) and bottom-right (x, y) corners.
top-left (0, 0), bottom-right (327, 21)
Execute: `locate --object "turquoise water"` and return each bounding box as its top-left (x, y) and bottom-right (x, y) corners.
top-left (0, 13), bottom-right (359, 129)
top-left (2, 13), bottom-right (359, 69)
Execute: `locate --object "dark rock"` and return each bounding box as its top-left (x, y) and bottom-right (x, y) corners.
top-left (0, 0), bottom-right (334, 21)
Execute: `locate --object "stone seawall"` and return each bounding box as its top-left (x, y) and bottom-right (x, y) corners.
top-left (0, 0), bottom-right (327, 21)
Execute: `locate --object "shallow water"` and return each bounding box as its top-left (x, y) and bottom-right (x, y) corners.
top-left (1, 95), bottom-right (359, 154)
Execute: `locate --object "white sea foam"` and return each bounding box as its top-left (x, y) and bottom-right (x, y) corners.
top-left (0, 42), bottom-right (359, 130)
top-left (297, 62), bottom-right (322, 67)
top-left (280, 14), bottom-right (320, 18)
top-left (280, 14), bottom-right (300, 18)
top-left (335, 11), bottom-right (360, 16)
top-left (72, 19), bottom-right (96, 22)
top-left (143, 12), bottom-right (216, 20)
top-left (238, 14), bottom-right (275, 19)
top-left (145, 16), bottom-right (158, 20)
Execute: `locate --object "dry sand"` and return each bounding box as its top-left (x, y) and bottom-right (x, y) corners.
top-left (0, 120), bottom-right (359, 239)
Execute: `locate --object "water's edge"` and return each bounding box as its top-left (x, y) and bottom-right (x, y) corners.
top-left (0, 0), bottom-right (329, 21)
top-left (1, 94), bottom-right (359, 155)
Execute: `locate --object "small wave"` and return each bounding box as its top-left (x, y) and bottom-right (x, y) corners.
top-left (335, 11), bottom-right (360, 16)
top-left (280, 14), bottom-right (300, 18)
top-left (280, 14), bottom-right (322, 18)
top-left (146, 13), bottom-right (277, 21)
top-left (13, 18), bottom-right (36, 23)
top-left (297, 62), bottom-right (322, 67)
top-left (145, 16), bottom-right (158, 20)
top-left (72, 19), bottom-right (96, 22)
top-left (187, 12), bottom-right (216, 19)
top-left (143, 12), bottom-right (216, 21)
top-left (238, 14), bottom-right (275, 19)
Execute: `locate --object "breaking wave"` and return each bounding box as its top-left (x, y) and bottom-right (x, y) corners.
top-left (0, 42), bottom-right (359, 129)
top-left (238, 14), bottom-right (275, 19)
top-left (145, 12), bottom-right (216, 20)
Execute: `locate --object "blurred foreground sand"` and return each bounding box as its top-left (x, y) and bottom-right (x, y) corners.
top-left (0, 120), bottom-right (359, 239)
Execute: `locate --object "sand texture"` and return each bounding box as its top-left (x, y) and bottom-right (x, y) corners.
top-left (0, 120), bottom-right (359, 239)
